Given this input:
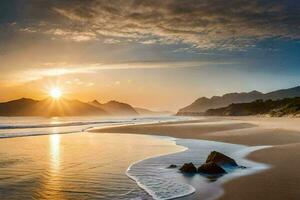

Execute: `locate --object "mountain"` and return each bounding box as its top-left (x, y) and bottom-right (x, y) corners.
top-left (205, 98), bottom-right (300, 117)
top-left (134, 107), bottom-right (173, 116)
top-left (263, 86), bottom-right (300, 100)
top-left (177, 91), bottom-right (264, 115)
top-left (0, 98), bottom-right (108, 116)
top-left (89, 100), bottom-right (138, 116)
top-left (177, 86), bottom-right (300, 115)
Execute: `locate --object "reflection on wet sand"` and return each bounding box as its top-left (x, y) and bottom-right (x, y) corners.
top-left (0, 133), bottom-right (180, 199)
top-left (50, 134), bottom-right (60, 171)
top-left (45, 134), bottom-right (64, 199)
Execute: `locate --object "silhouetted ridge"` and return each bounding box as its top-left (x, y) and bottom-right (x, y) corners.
top-left (0, 98), bottom-right (140, 117)
top-left (205, 98), bottom-right (300, 117)
top-left (89, 100), bottom-right (138, 116)
top-left (177, 86), bottom-right (300, 115)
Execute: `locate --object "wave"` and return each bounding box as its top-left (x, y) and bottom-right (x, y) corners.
top-left (0, 120), bottom-right (132, 130)
top-left (126, 140), bottom-right (193, 200)
top-left (127, 138), bottom-right (271, 200)
top-left (0, 116), bottom-right (189, 139)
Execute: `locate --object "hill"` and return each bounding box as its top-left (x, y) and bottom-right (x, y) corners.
top-left (89, 100), bottom-right (138, 116)
top-left (205, 98), bottom-right (300, 117)
top-left (0, 98), bottom-right (108, 117)
top-left (177, 86), bottom-right (300, 115)
top-left (0, 98), bottom-right (141, 117)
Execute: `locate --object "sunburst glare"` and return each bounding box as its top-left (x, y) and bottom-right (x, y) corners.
top-left (50, 88), bottom-right (62, 99)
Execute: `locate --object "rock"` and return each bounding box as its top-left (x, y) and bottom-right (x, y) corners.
top-left (206, 151), bottom-right (238, 167)
top-left (198, 162), bottom-right (226, 174)
top-left (168, 164), bottom-right (177, 168)
top-left (179, 163), bottom-right (197, 173)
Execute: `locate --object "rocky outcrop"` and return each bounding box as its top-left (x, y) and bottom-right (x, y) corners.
top-left (177, 151), bottom-right (241, 175)
top-left (167, 164), bottom-right (177, 168)
top-left (205, 151), bottom-right (238, 167)
top-left (179, 163), bottom-right (197, 173)
top-left (198, 162), bottom-right (226, 174)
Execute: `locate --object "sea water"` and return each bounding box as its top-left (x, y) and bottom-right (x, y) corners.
top-left (0, 116), bottom-right (185, 138)
top-left (0, 116), bottom-right (270, 200)
top-left (0, 133), bottom-right (181, 200)
top-left (128, 138), bottom-right (270, 200)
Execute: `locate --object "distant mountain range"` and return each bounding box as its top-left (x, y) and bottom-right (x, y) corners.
top-left (0, 98), bottom-right (108, 117)
top-left (89, 100), bottom-right (138, 116)
top-left (205, 98), bottom-right (300, 117)
top-left (134, 107), bottom-right (173, 116)
top-left (0, 98), bottom-right (168, 117)
top-left (177, 86), bottom-right (300, 115)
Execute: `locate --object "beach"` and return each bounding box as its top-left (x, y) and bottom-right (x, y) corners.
top-left (92, 116), bottom-right (300, 200)
top-left (2, 1), bottom-right (299, 199)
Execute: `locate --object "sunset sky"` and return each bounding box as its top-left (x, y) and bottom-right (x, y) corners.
top-left (0, 0), bottom-right (300, 111)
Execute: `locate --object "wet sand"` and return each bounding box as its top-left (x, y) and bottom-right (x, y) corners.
top-left (0, 133), bottom-right (182, 200)
top-left (91, 116), bottom-right (300, 200)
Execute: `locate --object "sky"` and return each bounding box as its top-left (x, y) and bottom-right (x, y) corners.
top-left (0, 0), bottom-right (300, 111)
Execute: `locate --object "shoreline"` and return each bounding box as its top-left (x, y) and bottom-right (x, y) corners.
top-left (125, 135), bottom-right (271, 200)
top-left (91, 116), bottom-right (300, 200)
top-left (0, 116), bottom-right (187, 139)
top-left (124, 139), bottom-right (192, 200)
top-left (1, 116), bottom-right (299, 199)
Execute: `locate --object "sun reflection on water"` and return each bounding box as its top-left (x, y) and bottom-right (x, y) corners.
top-left (49, 134), bottom-right (60, 171)
top-left (41, 134), bottom-right (63, 199)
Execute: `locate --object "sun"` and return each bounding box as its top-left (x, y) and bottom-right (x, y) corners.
top-left (49, 88), bottom-right (62, 99)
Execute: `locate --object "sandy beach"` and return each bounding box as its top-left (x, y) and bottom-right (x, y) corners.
top-left (91, 116), bottom-right (300, 200)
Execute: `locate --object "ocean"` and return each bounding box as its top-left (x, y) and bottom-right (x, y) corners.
top-left (0, 116), bottom-right (269, 200)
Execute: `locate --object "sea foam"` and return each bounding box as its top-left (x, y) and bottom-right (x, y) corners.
top-left (0, 116), bottom-right (187, 138)
top-left (127, 137), bottom-right (270, 200)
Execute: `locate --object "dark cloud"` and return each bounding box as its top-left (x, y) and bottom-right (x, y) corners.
top-left (2, 0), bottom-right (300, 50)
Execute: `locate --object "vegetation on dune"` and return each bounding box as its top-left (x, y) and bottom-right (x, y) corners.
top-left (205, 98), bottom-right (300, 117)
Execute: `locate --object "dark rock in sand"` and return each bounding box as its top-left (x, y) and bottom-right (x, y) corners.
top-left (206, 151), bottom-right (238, 167)
top-left (168, 164), bottom-right (177, 168)
top-left (198, 162), bottom-right (226, 174)
top-left (179, 163), bottom-right (197, 173)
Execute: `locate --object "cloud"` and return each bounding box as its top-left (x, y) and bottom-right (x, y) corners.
top-left (5, 60), bottom-right (232, 85)
top-left (5, 0), bottom-right (299, 50)
top-left (50, 29), bottom-right (97, 42)
top-left (103, 38), bottom-right (121, 44)
top-left (43, 0), bottom-right (300, 50)
top-left (21, 27), bottom-right (97, 42)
